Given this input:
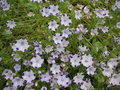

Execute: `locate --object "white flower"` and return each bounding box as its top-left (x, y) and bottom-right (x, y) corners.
top-left (56, 44), bottom-right (65, 53)
top-left (22, 70), bottom-right (36, 83)
top-left (47, 57), bottom-right (56, 64)
top-left (49, 4), bottom-right (60, 16)
top-left (62, 28), bottom-right (72, 38)
top-left (41, 86), bottom-right (47, 90)
top-left (76, 24), bottom-right (88, 34)
top-left (78, 45), bottom-right (89, 52)
top-left (14, 64), bottom-right (21, 72)
top-left (6, 20), bottom-right (16, 29)
top-left (12, 77), bottom-right (24, 87)
top-left (11, 39), bottom-right (30, 52)
top-left (115, 1), bottom-right (120, 9)
top-left (45, 45), bottom-right (53, 53)
top-left (60, 54), bottom-right (69, 62)
top-left (40, 73), bottom-right (52, 83)
top-left (87, 66), bottom-right (96, 75)
top-left (53, 33), bottom-right (63, 44)
top-left (34, 45), bottom-right (44, 55)
top-left (5, 29), bottom-right (12, 34)
top-left (60, 14), bottom-right (72, 26)
top-left (31, 55), bottom-right (44, 68)
top-left (50, 64), bottom-right (61, 74)
top-left (48, 20), bottom-right (59, 31)
top-left (40, 7), bottom-right (51, 17)
top-left (56, 75), bottom-right (71, 87)
top-left (11, 53), bottom-right (21, 62)
top-left (102, 68), bottom-right (113, 77)
top-left (78, 34), bottom-right (83, 41)
top-left (3, 86), bottom-right (17, 90)
top-left (75, 10), bottom-right (82, 20)
top-left (107, 58), bottom-right (118, 69)
top-left (73, 73), bottom-right (84, 85)
top-left (116, 22), bottom-right (120, 29)
top-left (100, 26), bottom-right (109, 33)
top-left (70, 54), bottom-right (81, 67)
top-left (91, 28), bottom-right (98, 36)
top-left (59, 39), bottom-right (69, 47)
top-left (2, 3), bottom-right (10, 11)
top-left (103, 50), bottom-right (110, 57)
top-left (109, 73), bottom-right (120, 85)
top-left (83, 6), bottom-right (90, 14)
top-left (2, 69), bottom-right (14, 80)
top-left (51, 51), bottom-right (60, 58)
top-left (27, 12), bottom-right (35, 17)
top-left (80, 80), bottom-right (93, 90)
top-left (81, 54), bottom-right (94, 67)
top-left (94, 9), bottom-right (110, 18)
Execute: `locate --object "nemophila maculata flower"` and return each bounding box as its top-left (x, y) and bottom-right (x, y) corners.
top-left (45, 45), bottom-right (54, 53)
top-left (75, 10), bottom-right (82, 20)
top-left (62, 28), bottom-right (72, 38)
top-left (2, 69), bottom-right (14, 80)
top-left (56, 74), bottom-right (71, 87)
top-left (53, 33), bottom-right (63, 44)
top-left (78, 45), bottom-right (89, 53)
top-left (11, 39), bottom-right (30, 52)
top-left (22, 70), bottom-right (36, 83)
top-left (40, 73), bottom-right (52, 83)
top-left (102, 67), bottom-right (113, 77)
top-left (40, 7), bottom-right (51, 17)
top-left (73, 73), bottom-right (84, 85)
top-left (48, 20), bottom-right (59, 31)
top-left (94, 8), bottom-right (110, 18)
top-left (91, 28), bottom-right (98, 36)
top-left (14, 64), bottom-right (21, 72)
top-left (69, 54), bottom-right (81, 67)
top-left (31, 0), bottom-right (43, 3)
top-left (60, 14), bottom-right (72, 26)
top-left (49, 4), bottom-right (60, 16)
top-left (12, 77), bottom-right (24, 88)
top-left (109, 73), bottom-right (120, 85)
top-left (34, 45), bottom-right (44, 55)
top-left (81, 54), bottom-right (94, 67)
top-left (0, 0), bottom-right (10, 11)
top-left (81, 80), bottom-right (93, 90)
top-left (41, 86), bottom-right (47, 90)
top-left (50, 64), bottom-right (61, 74)
top-left (3, 86), bottom-right (17, 90)
top-left (11, 53), bottom-right (21, 62)
top-left (30, 55), bottom-right (44, 68)
top-left (87, 66), bottom-right (96, 75)
top-left (6, 20), bottom-right (16, 29)
top-left (116, 22), bottom-right (120, 29)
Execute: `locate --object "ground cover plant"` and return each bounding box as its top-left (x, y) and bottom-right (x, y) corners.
top-left (0, 0), bottom-right (120, 90)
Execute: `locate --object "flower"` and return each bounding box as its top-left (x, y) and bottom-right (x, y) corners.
top-left (6, 20), bottom-right (16, 29)
top-left (94, 9), bottom-right (110, 18)
top-left (0, 0), bottom-right (10, 11)
top-left (49, 4), bottom-right (60, 16)
top-left (40, 7), bottom-right (51, 17)
top-left (34, 45), bottom-right (44, 55)
top-left (31, 55), bottom-right (44, 68)
top-left (12, 77), bottom-right (24, 87)
top-left (78, 45), bottom-right (89, 52)
top-left (69, 54), bottom-right (81, 67)
top-left (102, 67), bottom-right (113, 77)
top-left (109, 73), bottom-right (120, 85)
top-left (60, 14), bottom-right (72, 26)
top-left (60, 54), bottom-right (69, 62)
top-left (107, 58), bottom-right (118, 69)
top-left (41, 86), bottom-right (47, 90)
top-left (2, 69), bottom-right (14, 80)
top-left (91, 28), bottom-right (98, 36)
top-left (40, 73), bottom-right (52, 83)
top-left (81, 54), bottom-right (94, 67)
top-left (100, 26), bottom-right (109, 33)
top-left (53, 33), bottom-right (63, 44)
top-left (103, 50), bottom-right (110, 57)
top-left (3, 86), bottom-right (17, 90)
top-left (11, 53), bottom-right (21, 62)
top-left (45, 45), bottom-right (53, 53)
top-left (48, 20), bottom-right (59, 31)
top-left (22, 70), bottom-right (36, 83)
top-left (75, 10), bottom-right (82, 20)
top-left (14, 64), bottom-right (21, 72)
top-left (87, 66), bottom-right (96, 75)
top-left (80, 80), bottom-right (93, 90)
top-left (50, 64), bottom-right (61, 74)
top-left (56, 74), bottom-right (71, 87)
top-left (73, 73), bottom-right (84, 85)
top-left (11, 39), bottom-right (30, 52)
top-left (116, 22), bottom-right (120, 29)
top-left (62, 28), bottom-right (72, 38)
top-left (83, 6), bottom-right (90, 14)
